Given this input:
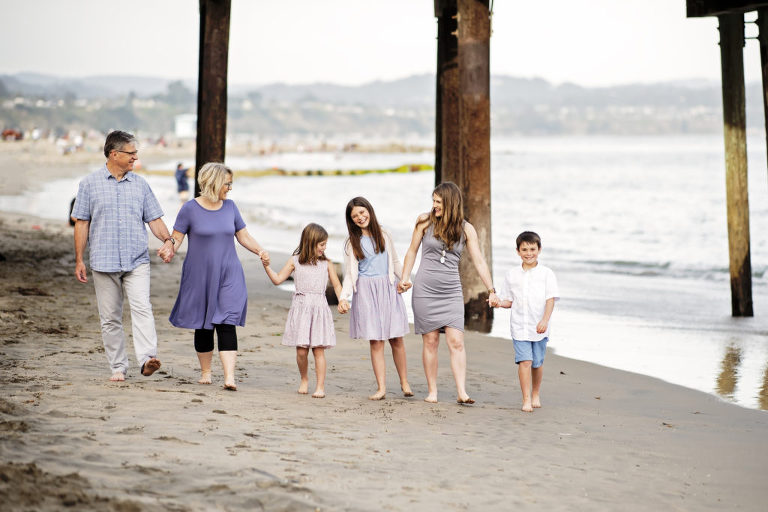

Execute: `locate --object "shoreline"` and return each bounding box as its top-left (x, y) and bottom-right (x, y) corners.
top-left (1, 210), bottom-right (767, 510)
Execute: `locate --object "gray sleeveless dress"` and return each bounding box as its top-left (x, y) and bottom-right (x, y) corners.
top-left (412, 224), bottom-right (465, 334)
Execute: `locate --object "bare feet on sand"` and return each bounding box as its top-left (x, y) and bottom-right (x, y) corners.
top-left (424, 394), bottom-right (438, 403)
top-left (109, 372), bottom-right (125, 382)
top-left (141, 358), bottom-right (161, 376)
top-left (198, 371), bottom-right (212, 385)
top-left (298, 380), bottom-right (309, 394)
top-left (522, 401), bottom-right (533, 413)
top-left (532, 396), bottom-right (542, 408)
top-left (401, 383), bottom-right (414, 397)
top-left (369, 389), bottom-right (386, 400)
top-left (312, 389), bottom-right (325, 398)
top-left (224, 380), bottom-right (237, 391)
top-left (457, 396), bottom-right (475, 405)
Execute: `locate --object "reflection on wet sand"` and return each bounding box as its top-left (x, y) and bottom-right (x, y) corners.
top-left (716, 344), bottom-right (741, 400)
top-left (759, 364), bottom-right (768, 411)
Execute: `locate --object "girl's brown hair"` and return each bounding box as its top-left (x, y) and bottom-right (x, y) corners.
top-left (345, 196), bottom-right (385, 261)
top-left (426, 181), bottom-right (465, 250)
top-left (294, 223), bottom-right (329, 265)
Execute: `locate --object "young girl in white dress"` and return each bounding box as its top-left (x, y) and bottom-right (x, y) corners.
top-left (263, 223), bottom-right (345, 398)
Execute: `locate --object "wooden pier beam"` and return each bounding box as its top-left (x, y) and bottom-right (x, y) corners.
top-left (195, 0), bottom-right (231, 197)
top-left (457, 0), bottom-right (492, 331)
top-left (718, 13), bottom-right (753, 316)
top-left (435, 0), bottom-right (459, 186)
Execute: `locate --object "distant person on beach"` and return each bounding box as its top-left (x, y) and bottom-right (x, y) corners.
top-left (340, 196), bottom-right (412, 400)
top-left (175, 162), bottom-right (190, 203)
top-left (489, 231), bottom-right (559, 412)
top-left (168, 163), bottom-right (269, 391)
top-left (72, 130), bottom-right (175, 382)
top-left (68, 197), bottom-right (76, 226)
top-left (263, 223), bottom-right (345, 398)
top-left (398, 182), bottom-right (498, 404)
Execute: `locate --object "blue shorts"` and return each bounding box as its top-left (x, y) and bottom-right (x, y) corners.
top-left (513, 337), bottom-right (548, 368)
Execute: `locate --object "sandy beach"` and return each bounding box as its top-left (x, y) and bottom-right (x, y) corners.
top-left (1, 142), bottom-right (768, 511)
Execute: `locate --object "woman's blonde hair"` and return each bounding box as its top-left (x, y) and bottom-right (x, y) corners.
top-left (428, 181), bottom-right (464, 250)
top-left (197, 162), bottom-right (232, 202)
top-left (294, 223), bottom-right (328, 265)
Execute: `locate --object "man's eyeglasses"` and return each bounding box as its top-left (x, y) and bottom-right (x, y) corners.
top-left (116, 150), bottom-right (138, 157)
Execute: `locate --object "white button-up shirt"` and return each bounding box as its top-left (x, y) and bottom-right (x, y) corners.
top-left (498, 263), bottom-right (559, 341)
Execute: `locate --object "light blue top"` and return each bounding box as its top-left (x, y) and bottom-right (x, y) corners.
top-left (72, 165), bottom-right (164, 272)
top-left (358, 236), bottom-right (389, 277)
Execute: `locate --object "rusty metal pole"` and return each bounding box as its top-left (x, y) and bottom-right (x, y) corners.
top-left (457, 0), bottom-right (492, 331)
top-left (435, 0), bottom-right (460, 187)
top-left (195, 0), bottom-right (231, 197)
top-left (718, 13), bottom-right (753, 316)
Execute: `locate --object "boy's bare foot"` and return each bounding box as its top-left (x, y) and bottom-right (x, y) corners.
top-left (198, 371), bottom-right (212, 385)
top-left (424, 394), bottom-right (438, 403)
top-left (401, 383), bottom-right (414, 397)
top-left (522, 401), bottom-right (533, 413)
top-left (532, 397), bottom-right (542, 408)
top-left (312, 389), bottom-right (325, 398)
top-left (109, 372), bottom-right (125, 382)
top-left (141, 358), bottom-right (161, 376)
top-left (368, 389), bottom-right (386, 400)
top-left (298, 380), bottom-right (309, 394)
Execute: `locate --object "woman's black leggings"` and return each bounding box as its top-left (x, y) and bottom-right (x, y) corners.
top-left (194, 324), bottom-right (237, 352)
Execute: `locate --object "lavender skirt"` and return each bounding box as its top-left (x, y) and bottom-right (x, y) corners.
top-left (349, 275), bottom-right (409, 340)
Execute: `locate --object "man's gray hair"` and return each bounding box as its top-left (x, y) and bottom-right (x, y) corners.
top-left (103, 130), bottom-right (137, 158)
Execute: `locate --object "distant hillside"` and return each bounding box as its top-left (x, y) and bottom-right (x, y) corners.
top-left (0, 71), bottom-right (757, 136)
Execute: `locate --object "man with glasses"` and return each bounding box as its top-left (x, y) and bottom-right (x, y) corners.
top-left (72, 130), bottom-right (175, 382)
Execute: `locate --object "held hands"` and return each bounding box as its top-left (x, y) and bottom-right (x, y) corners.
top-left (487, 292), bottom-right (500, 308)
top-left (397, 280), bottom-right (412, 294)
top-left (260, 251), bottom-right (270, 267)
top-left (157, 242), bottom-right (174, 263)
top-left (337, 299), bottom-right (350, 314)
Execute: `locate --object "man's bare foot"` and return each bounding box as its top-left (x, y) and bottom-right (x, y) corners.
top-left (424, 394), bottom-right (438, 403)
top-left (368, 389), bottom-right (386, 400)
top-left (298, 380), bottom-right (309, 394)
top-left (522, 402), bottom-right (533, 413)
top-left (141, 358), bottom-right (161, 376)
top-left (198, 371), bottom-right (212, 385)
top-left (312, 389), bottom-right (325, 398)
top-left (109, 372), bottom-right (125, 382)
top-left (532, 397), bottom-right (542, 408)
top-left (401, 383), bottom-right (414, 397)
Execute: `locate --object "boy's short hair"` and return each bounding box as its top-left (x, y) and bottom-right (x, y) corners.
top-left (516, 231), bottom-right (541, 249)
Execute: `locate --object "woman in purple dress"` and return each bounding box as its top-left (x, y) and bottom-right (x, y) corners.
top-left (169, 163), bottom-right (269, 390)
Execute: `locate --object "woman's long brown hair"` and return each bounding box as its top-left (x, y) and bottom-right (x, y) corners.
top-left (427, 181), bottom-right (464, 251)
top-left (294, 223), bottom-right (328, 265)
top-left (345, 196), bottom-right (385, 261)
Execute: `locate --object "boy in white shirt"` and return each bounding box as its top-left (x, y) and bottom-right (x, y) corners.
top-left (491, 231), bottom-right (559, 412)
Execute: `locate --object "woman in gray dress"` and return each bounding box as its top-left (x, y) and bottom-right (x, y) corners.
top-left (399, 182), bottom-right (498, 404)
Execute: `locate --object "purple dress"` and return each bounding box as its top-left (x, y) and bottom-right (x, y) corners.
top-left (169, 199), bottom-right (247, 330)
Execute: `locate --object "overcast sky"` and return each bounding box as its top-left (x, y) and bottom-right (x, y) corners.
top-left (0, 0), bottom-right (763, 86)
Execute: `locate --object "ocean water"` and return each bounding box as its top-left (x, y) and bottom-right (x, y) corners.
top-left (2, 135), bottom-right (767, 410)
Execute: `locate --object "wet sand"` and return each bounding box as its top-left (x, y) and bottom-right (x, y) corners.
top-left (1, 145), bottom-right (768, 511)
